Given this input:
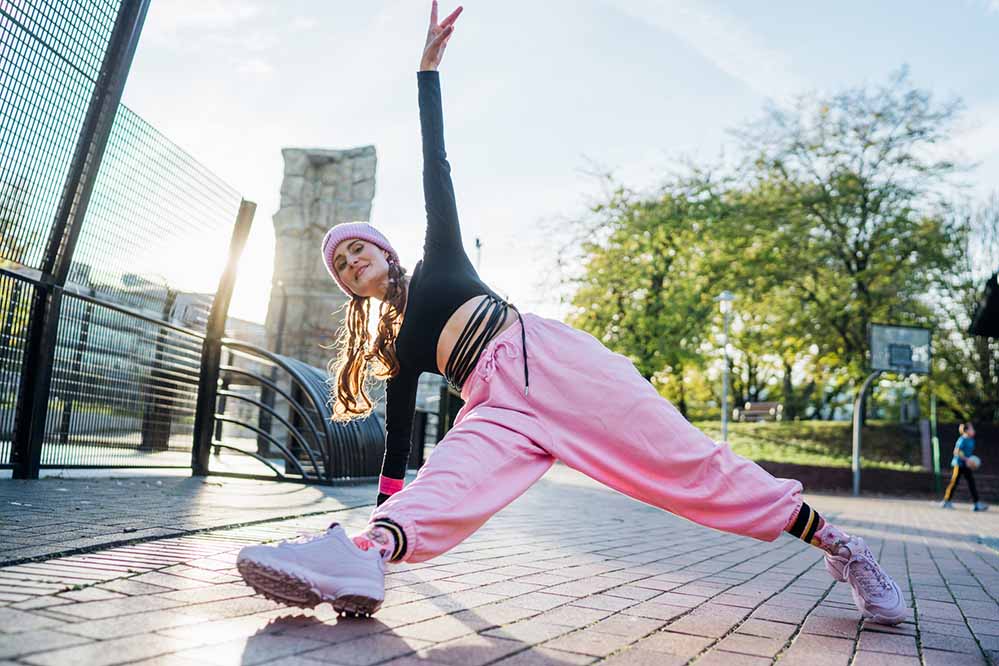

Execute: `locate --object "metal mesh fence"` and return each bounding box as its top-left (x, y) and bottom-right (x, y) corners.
top-left (3, 1), bottom-right (390, 482)
top-left (40, 293), bottom-right (203, 467)
top-left (1, 1), bottom-right (120, 79)
top-left (68, 106), bottom-right (241, 319)
top-left (0, 0), bottom-right (120, 269)
top-left (0, 273), bottom-right (32, 466)
top-left (1, 0), bottom-right (247, 471)
top-left (39, 105), bottom-right (242, 467)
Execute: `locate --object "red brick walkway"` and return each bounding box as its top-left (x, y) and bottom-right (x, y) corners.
top-left (1, 465), bottom-right (996, 665)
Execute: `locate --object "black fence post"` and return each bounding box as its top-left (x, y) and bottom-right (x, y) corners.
top-left (10, 0), bottom-right (151, 479)
top-left (192, 201), bottom-right (256, 476)
top-left (256, 369), bottom-right (277, 457)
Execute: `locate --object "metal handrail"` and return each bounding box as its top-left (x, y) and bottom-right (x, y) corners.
top-left (215, 389), bottom-right (323, 476)
top-left (218, 365), bottom-right (326, 463)
top-left (209, 442), bottom-right (286, 479)
top-left (0, 267), bottom-right (208, 342)
top-left (204, 337), bottom-right (391, 484)
top-left (218, 337), bottom-right (338, 452)
top-left (212, 415), bottom-right (309, 478)
top-left (214, 338), bottom-right (383, 483)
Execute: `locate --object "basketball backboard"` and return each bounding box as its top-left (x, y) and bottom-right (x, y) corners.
top-left (870, 324), bottom-right (931, 375)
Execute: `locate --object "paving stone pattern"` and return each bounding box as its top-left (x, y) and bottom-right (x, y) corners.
top-left (0, 465), bottom-right (997, 665)
top-left (1, 476), bottom-right (373, 564)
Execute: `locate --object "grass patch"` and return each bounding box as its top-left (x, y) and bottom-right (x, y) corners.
top-left (691, 420), bottom-right (925, 471)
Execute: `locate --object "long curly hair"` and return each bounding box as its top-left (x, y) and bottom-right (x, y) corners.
top-left (329, 258), bottom-right (408, 420)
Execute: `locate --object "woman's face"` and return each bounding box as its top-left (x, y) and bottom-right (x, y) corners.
top-left (966, 424), bottom-right (976, 438)
top-left (332, 238), bottom-right (390, 299)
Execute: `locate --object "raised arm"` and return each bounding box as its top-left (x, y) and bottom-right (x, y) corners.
top-left (419, 2), bottom-right (464, 258)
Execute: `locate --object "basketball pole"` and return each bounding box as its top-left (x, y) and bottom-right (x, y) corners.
top-left (930, 391), bottom-right (941, 493)
top-left (865, 324), bottom-right (932, 498)
top-left (852, 370), bottom-right (882, 497)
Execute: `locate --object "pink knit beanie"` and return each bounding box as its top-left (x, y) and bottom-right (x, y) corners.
top-left (321, 222), bottom-right (400, 296)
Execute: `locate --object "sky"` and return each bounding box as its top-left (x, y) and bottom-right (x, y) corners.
top-left (120, 0), bottom-right (999, 324)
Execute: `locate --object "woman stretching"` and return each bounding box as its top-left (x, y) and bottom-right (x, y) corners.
top-left (237, 1), bottom-right (906, 626)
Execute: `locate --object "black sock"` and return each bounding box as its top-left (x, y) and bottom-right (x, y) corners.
top-left (786, 502), bottom-right (822, 544)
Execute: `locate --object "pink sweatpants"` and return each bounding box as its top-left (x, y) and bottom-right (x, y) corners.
top-left (372, 314), bottom-right (802, 563)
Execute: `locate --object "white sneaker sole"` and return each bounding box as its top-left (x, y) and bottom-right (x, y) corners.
top-left (852, 587), bottom-right (907, 626)
top-left (236, 556), bottom-right (383, 617)
top-left (864, 609), bottom-right (908, 626)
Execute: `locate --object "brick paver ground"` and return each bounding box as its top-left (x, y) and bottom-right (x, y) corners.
top-left (1, 465), bottom-right (996, 665)
top-left (0, 475), bottom-right (373, 565)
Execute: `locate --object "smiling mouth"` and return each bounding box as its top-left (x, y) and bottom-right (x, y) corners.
top-left (356, 265), bottom-right (368, 280)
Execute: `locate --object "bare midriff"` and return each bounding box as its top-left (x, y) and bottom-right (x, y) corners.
top-left (435, 294), bottom-right (516, 376)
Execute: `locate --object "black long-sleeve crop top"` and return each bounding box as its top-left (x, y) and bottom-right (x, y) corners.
top-left (376, 71), bottom-right (500, 504)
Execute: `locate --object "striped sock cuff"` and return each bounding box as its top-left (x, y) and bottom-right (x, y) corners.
top-left (371, 518), bottom-right (407, 562)
top-left (786, 501), bottom-right (821, 544)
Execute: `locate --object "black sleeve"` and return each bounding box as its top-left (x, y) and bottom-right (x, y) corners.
top-left (418, 70), bottom-right (463, 259)
top-left (378, 365), bottom-right (419, 505)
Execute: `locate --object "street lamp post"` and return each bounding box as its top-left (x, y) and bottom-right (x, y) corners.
top-left (715, 291), bottom-right (735, 442)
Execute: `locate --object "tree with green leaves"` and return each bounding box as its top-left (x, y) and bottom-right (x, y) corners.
top-left (728, 68), bottom-right (967, 395)
top-left (566, 182), bottom-right (717, 416)
top-left (565, 69), bottom-right (979, 422)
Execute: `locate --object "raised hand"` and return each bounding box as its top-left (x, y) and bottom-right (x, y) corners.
top-left (420, 0), bottom-right (462, 71)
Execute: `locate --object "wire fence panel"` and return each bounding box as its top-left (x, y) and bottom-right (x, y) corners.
top-left (2, 0), bottom-right (245, 470)
top-left (68, 106), bottom-right (241, 320)
top-left (40, 293), bottom-right (204, 468)
top-left (0, 273), bottom-right (33, 467)
top-left (1, 1), bottom-right (392, 480)
top-left (34, 104), bottom-right (242, 468)
top-left (1, 1), bottom-right (120, 80)
top-left (0, 0), bottom-right (122, 269)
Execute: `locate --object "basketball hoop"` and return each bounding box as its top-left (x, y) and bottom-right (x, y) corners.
top-left (853, 324), bottom-right (932, 496)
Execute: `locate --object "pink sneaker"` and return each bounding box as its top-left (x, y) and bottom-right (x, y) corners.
top-left (824, 536), bottom-right (907, 625)
top-left (236, 524), bottom-right (385, 616)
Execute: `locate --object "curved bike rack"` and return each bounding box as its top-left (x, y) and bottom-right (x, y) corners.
top-left (199, 338), bottom-right (386, 483)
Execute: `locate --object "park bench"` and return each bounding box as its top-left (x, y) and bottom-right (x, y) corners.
top-left (734, 401), bottom-right (783, 422)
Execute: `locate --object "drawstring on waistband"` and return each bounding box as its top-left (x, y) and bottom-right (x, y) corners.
top-left (510, 304), bottom-right (529, 396)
